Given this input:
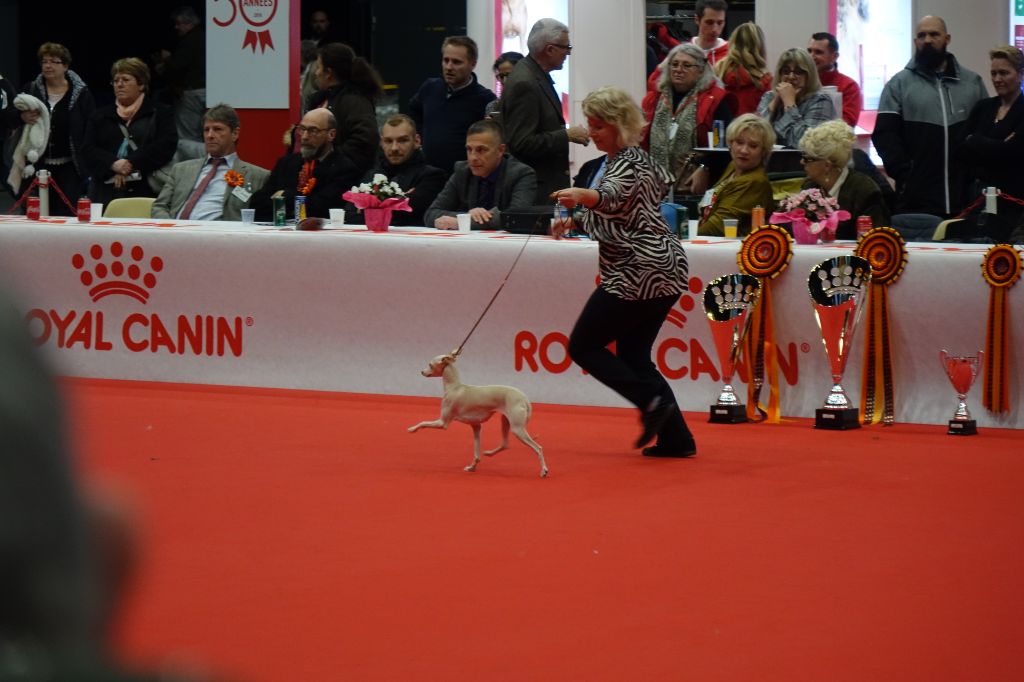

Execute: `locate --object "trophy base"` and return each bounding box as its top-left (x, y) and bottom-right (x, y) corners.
top-left (815, 407), bottom-right (861, 430)
top-left (709, 404), bottom-right (747, 424)
top-left (947, 419), bottom-right (977, 436)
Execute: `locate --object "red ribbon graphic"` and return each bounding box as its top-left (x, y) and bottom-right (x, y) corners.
top-left (242, 29), bottom-right (275, 53)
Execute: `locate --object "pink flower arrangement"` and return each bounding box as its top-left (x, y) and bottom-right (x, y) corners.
top-left (769, 188), bottom-right (850, 244)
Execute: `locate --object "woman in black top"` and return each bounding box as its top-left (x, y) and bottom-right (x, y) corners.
top-left (954, 45), bottom-right (1024, 241)
top-left (81, 58), bottom-right (177, 206)
top-left (7, 43), bottom-right (95, 214)
top-left (552, 86), bottom-right (695, 458)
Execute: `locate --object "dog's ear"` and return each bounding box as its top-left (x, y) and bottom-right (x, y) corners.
top-left (441, 353), bottom-right (455, 365)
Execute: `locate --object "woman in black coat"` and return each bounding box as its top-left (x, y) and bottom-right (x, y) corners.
top-left (82, 58), bottom-right (177, 207)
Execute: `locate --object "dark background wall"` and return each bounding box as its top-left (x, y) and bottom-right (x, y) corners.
top-left (3, 0), bottom-right (466, 111)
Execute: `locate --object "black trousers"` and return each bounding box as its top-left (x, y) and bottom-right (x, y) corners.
top-left (568, 287), bottom-right (694, 448)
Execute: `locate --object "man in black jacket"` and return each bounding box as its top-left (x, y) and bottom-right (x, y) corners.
top-left (346, 114), bottom-right (447, 226)
top-left (409, 36), bottom-right (495, 173)
top-left (251, 108), bottom-right (360, 221)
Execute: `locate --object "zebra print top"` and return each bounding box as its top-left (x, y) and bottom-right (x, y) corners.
top-left (577, 146), bottom-right (689, 301)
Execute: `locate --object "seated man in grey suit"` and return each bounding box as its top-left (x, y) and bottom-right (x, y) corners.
top-left (151, 103), bottom-right (270, 220)
top-left (424, 119), bottom-right (536, 230)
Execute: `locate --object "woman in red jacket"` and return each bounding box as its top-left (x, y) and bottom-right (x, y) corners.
top-left (642, 42), bottom-right (735, 198)
top-left (714, 22), bottom-right (772, 116)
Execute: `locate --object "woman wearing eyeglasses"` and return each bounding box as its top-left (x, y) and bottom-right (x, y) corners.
top-left (799, 120), bottom-right (889, 239)
top-left (5, 43), bottom-right (95, 214)
top-left (643, 42), bottom-right (734, 196)
top-left (756, 48), bottom-right (834, 148)
top-left (81, 58), bottom-right (177, 207)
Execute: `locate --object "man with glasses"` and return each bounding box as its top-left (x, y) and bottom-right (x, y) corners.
top-left (251, 108), bottom-right (361, 221)
top-left (152, 104), bottom-right (269, 221)
top-left (500, 18), bottom-right (590, 202)
top-left (409, 36), bottom-right (495, 174)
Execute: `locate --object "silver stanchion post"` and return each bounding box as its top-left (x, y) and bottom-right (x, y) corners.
top-left (37, 169), bottom-right (51, 217)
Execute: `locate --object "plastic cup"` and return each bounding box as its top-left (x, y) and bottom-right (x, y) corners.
top-left (456, 213), bottom-right (472, 232)
top-left (688, 219), bottom-right (699, 240)
top-left (723, 219), bottom-right (739, 239)
top-left (329, 208), bottom-right (345, 225)
top-left (240, 208), bottom-right (255, 224)
top-left (91, 203), bottom-right (103, 219)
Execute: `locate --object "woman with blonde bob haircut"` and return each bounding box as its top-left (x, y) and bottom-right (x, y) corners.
top-left (799, 119), bottom-right (889, 239)
top-left (549, 86), bottom-right (698, 459)
top-left (699, 113), bottom-right (776, 237)
top-left (757, 47), bottom-right (834, 147)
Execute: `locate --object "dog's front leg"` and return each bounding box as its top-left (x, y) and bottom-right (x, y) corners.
top-left (464, 423), bottom-right (482, 472)
top-left (407, 417), bottom-right (448, 433)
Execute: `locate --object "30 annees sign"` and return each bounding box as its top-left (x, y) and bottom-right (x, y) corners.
top-left (207, 0), bottom-right (289, 108)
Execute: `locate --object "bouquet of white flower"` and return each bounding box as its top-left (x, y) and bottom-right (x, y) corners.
top-left (350, 173), bottom-right (407, 201)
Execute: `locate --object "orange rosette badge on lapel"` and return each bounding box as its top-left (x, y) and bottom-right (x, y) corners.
top-left (854, 227), bottom-right (908, 425)
top-left (980, 244), bottom-right (1022, 413)
top-left (736, 225), bottom-right (793, 423)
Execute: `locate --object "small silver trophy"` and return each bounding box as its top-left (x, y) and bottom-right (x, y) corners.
top-left (939, 349), bottom-right (983, 435)
top-left (703, 274), bottom-right (762, 423)
top-left (808, 256), bottom-right (871, 429)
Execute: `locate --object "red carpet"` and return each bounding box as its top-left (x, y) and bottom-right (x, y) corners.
top-left (62, 379), bottom-right (1024, 682)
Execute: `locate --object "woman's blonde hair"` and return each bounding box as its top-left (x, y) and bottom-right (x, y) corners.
top-left (990, 45), bottom-right (1024, 72)
top-left (714, 22), bottom-right (768, 82)
top-left (774, 48), bottom-right (822, 103)
top-left (799, 119), bottom-right (855, 168)
top-left (726, 113), bottom-right (776, 168)
top-left (581, 86), bottom-right (645, 147)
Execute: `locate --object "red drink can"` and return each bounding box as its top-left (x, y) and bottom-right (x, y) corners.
top-left (856, 215), bottom-right (872, 238)
top-left (27, 196), bottom-right (40, 220)
top-left (77, 197), bottom-right (91, 222)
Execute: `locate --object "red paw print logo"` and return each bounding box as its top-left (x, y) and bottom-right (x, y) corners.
top-left (666, 276), bottom-right (703, 329)
top-left (72, 242), bottom-right (163, 304)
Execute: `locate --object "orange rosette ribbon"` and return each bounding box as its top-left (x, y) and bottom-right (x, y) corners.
top-left (224, 169), bottom-right (245, 188)
top-left (737, 225), bottom-right (793, 423)
top-left (854, 227), bottom-right (908, 425)
top-left (980, 244), bottom-right (1022, 413)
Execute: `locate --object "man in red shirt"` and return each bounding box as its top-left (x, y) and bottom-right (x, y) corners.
top-left (808, 32), bottom-right (863, 128)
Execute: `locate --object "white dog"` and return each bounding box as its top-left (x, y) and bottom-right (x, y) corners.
top-left (408, 352), bottom-right (547, 478)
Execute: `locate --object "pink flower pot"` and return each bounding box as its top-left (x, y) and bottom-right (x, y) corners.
top-left (792, 221), bottom-right (820, 245)
top-left (364, 207), bottom-right (392, 232)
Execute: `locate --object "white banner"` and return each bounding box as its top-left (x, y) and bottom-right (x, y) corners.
top-left (206, 0), bottom-right (289, 108)
top-left (0, 215), bottom-right (1020, 429)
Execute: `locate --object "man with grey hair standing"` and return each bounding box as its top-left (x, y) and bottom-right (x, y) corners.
top-left (500, 18), bottom-right (589, 202)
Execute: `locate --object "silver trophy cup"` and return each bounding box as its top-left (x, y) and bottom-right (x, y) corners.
top-left (703, 274), bottom-right (762, 423)
top-left (808, 256), bottom-right (871, 429)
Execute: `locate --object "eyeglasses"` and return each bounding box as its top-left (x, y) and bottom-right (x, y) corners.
top-left (40, 58), bottom-right (65, 66)
top-left (670, 61), bottom-right (702, 71)
top-left (110, 77), bottom-right (136, 85)
top-left (547, 42), bottom-right (573, 53)
top-left (295, 124), bottom-right (327, 135)
top-left (781, 67), bottom-right (808, 77)
top-left (801, 154), bottom-right (825, 162)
